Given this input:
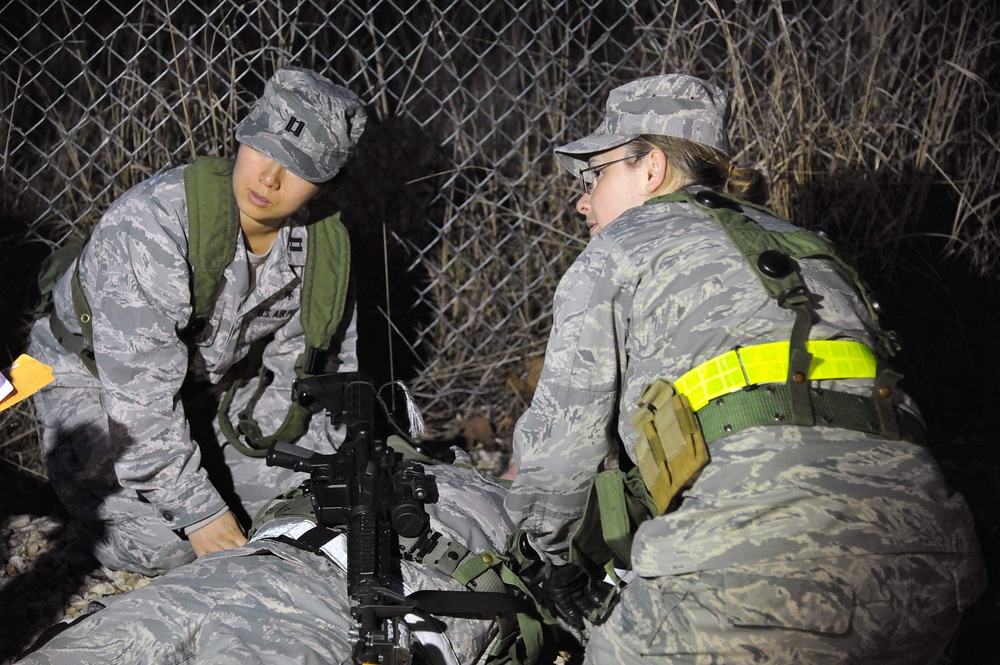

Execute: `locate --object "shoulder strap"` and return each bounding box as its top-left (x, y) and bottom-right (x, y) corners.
top-left (69, 260), bottom-right (99, 377)
top-left (182, 156), bottom-right (242, 328)
top-left (299, 212), bottom-right (352, 373)
top-left (181, 155), bottom-right (350, 453)
top-left (184, 155), bottom-right (352, 365)
top-left (39, 236), bottom-right (101, 377)
top-left (649, 189), bottom-right (887, 333)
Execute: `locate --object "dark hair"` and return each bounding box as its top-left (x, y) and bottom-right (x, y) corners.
top-left (627, 135), bottom-right (770, 205)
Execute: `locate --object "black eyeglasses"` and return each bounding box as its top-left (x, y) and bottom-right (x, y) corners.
top-left (579, 151), bottom-right (651, 193)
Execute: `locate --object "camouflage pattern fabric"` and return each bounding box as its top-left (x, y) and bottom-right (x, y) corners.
top-left (585, 553), bottom-right (978, 664)
top-left (236, 66), bottom-right (367, 184)
top-left (16, 463), bottom-right (513, 665)
top-left (27, 163), bottom-right (358, 575)
top-left (555, 75), bottom-right (730, 176)
top-left (505, 189), bottom-right (987, 657)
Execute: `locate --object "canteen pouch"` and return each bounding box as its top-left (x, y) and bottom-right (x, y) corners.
top-left (629, 379), bottom-right (709, 514)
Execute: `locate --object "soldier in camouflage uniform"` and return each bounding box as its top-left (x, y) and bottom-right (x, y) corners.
top-left (17, 458), bottom-right (514, 665)
top-left (505, 74), bottom-right (987, 663)
top-left (27, 67), bottom-right (367, 575)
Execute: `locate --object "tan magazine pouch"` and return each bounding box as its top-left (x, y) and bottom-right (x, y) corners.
top-left (629, 379), bottom-right (710, 515)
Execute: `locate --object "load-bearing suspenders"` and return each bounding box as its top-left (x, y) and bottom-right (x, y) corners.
top-left (47, 156), bottom-right (351, 455)
top-left (568, 188), bottom-right (919, 579)
top-left (652, 187), bottom-right (907, 440)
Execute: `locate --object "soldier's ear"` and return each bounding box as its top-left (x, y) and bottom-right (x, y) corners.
top-left (643, 149), bottom-right (667, 194)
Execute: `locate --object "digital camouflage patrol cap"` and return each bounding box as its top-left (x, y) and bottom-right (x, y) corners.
top-left (236, 67), bottom-right (367, 183)
top-left (556, 74), bottom-right (729, 176)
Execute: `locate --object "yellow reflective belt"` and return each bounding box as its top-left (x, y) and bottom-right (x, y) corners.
top-left (674, 340), bottom-right (877, 411)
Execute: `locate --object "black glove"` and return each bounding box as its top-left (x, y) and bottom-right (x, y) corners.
top-left (544, 562), bottom-right (614, 631)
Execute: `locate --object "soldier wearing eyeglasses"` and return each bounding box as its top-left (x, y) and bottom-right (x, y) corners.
top-left (506, 74), bottom-right (986, 664)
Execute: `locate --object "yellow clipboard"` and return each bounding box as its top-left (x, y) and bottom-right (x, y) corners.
top-left (0, 354), bottom-right (54, 412)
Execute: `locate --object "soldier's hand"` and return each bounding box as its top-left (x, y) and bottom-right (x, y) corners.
top-left (188, 510), bottom-right (248, 556)
top-left (544, 562), bottom-right (615, 630)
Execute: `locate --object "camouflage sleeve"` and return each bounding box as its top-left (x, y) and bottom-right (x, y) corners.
top-left (83, 174), bottom-right (226, 530)
top-left (425, 462), bottom-right (514, 552)
top-left (505, 238), bottom-right (636, 560)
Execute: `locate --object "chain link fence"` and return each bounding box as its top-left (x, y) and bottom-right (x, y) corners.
top-left (2, 0), bottom-right (998, 437)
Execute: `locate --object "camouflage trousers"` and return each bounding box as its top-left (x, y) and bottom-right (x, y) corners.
top-left (34, 384), bottom-right (310, 576)
top-left (16, 538), bottom-right (495, 665)
top-left (585, 552), bottom-right (985, 664)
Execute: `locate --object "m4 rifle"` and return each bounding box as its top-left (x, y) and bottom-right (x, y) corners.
top-left (267, 372), bottom-right (436, 665)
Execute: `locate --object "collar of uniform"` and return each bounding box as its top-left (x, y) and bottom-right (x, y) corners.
top-left (280, 206), bottom-right (313, 272)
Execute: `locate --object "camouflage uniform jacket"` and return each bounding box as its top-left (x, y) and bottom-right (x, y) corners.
top-left (506, 190), bottom-right (981, 576)
top-left (28, 163), bottom-right (357, 532)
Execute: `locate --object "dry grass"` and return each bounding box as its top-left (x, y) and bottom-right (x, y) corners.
top-left (406, 0), bottom-right (1000, 438)
top-left (0, 402), bottom-right (43, 480)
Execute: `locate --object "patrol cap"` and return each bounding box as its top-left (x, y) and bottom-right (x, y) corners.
top-left (555, 74), bottom-right (729, 176)
top-left (235, 67), bottom-right (367, 183)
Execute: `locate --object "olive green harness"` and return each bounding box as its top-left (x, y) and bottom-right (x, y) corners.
top-left (39, 156), bottom-right (351, 455)
top-left (568, 188), bottom-right (919, 583)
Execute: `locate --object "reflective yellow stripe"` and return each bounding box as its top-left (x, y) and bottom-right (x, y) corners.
top-left (674, 340), bottom-right (877, 411)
